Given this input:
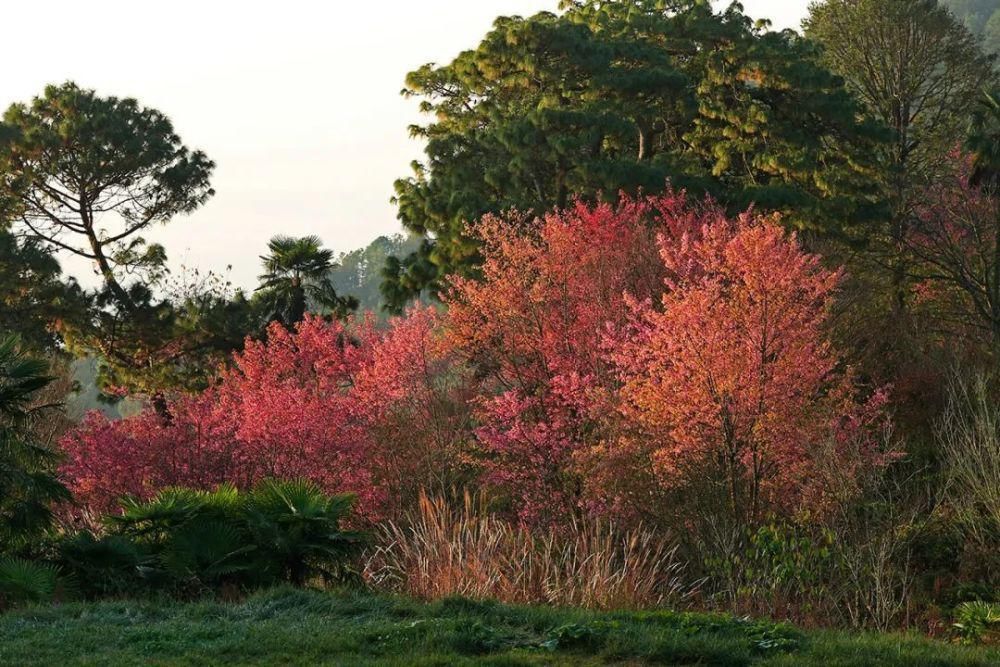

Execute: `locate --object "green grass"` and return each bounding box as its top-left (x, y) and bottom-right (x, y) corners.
top-left (0, 588), bottom-right (996, 666)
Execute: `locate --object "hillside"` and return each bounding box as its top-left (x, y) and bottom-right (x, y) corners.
top-left (944, 0), bottom-right (1000, 52)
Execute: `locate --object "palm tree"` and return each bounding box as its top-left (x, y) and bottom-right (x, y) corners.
top-left (966, 90), bottom-right (1000, 351)
top-left (0, 335), bottom-right (69, 549)
top-left (256, 235), bottom-right (358, 327)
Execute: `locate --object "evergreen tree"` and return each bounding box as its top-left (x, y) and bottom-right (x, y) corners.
top-left (0, 231), bottom-right (86, 353)
top-left (943, 0), bottom-right (1000, 53)
top-left (385, 0), bottom-right (885, 310)
top-left (327, 234), bottom-right (425, 316)
top-left (0, 82), bottom-right (252, 396)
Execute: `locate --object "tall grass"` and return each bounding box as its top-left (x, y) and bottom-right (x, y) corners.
top-left (364, 491), bottom-right (689, 609)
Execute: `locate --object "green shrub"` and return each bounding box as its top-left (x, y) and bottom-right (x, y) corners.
top-left (0, 556), bottom-right (59, 609)
top-left (57, 532), bottom-right (146, 599)
top-left (103, 478), bottom-right (364, 595)
top-left (954, 601), bottom-right (1000, 644)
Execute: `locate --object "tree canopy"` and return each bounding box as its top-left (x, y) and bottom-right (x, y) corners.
top-left (0, 82), bottom-right (215, 310)
top-left (0, 82), bottom-right (252, 396)
top-left (0, 232), bottom-right (86, 353)
top-left (385, 0), bottom-right (886, 310)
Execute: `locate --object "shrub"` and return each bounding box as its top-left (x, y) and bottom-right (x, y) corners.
top-left (56, 532), bottom-right (145, 599)
top-left (937, 370), bottom-right (1000, 541)
top-left (62, 479), bottom-right (365, 597)
top-left (364, 490), bottom-right (689, 610)
top-left (954, 601), bottom-right (1000, 644)
top-left (0, 334), bottom-right (70, 548)
top-left (0, 556), bottom-right (59, 610)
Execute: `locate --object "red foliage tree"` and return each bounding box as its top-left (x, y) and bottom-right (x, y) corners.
top-left (59, 398), bottom-right (238, 517)
top-left (445, 194), bottom-right (716, 524)
top-left (447, 193), bottom-right (888, 527)
top-left (612, 209), bottom-right (880, 528)
top-left (61, 193), bottom-right (889, 533)
top-left (61, 308), bottom-right (471, 519)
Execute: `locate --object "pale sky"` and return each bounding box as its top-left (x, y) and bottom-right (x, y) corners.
top-left (0, 0), bottom-right (810, 290)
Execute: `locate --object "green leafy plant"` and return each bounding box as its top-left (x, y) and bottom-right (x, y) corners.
top-left (243, 479), bottom-right (363, 587)
top-left (0, 334), bottom-right (70, 549)
top-left (56, 532), bottom-right (146, 599)
top-left (0, 556), bottom-right (59, 609)
top-left (954, 601), bottom-right (1000, 644)
top-left (101, 479), bottom-right (363, 595)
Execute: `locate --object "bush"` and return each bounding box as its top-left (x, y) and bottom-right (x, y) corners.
top-left (0, 556), bottom-right (59, 610)
top-left (938, 371), bottom-right (1000, 541)
top-left (61, 479), bottom-right (364, 598)
top-left (954, 601), bottom-right (1000, 644)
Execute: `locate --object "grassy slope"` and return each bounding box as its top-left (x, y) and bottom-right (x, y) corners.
top-left (0, 588), bottom-right (996, 666)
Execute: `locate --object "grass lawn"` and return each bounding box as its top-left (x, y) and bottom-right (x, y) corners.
top-left (0, 587), bottom-right (996, 666)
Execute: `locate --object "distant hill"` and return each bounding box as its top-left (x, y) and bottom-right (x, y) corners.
top-left (66, 357), bottom-right (142, 420)
top-left (327, 233), bottom-right (429, 318)
top-left (943, 0), bottom-right (1000, 53)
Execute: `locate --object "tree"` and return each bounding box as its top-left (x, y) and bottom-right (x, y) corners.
top-left (60, 309), bottom-right (472, 520)
top-left (0, 231), bottom-right (86, 353)
top-left (906, 93), bottom-right (1000, 352)
top-left (328, 234), bottom-right (425, 315)
top-left (0, 82), bottom-right (214, 311)
top-left (443, 194), bottom-right (667, 524)
top-left (256, 235), bottom-right (358, 327)
top-left (614, 211), bottom-right (853, 530)
top-left (0, 82), bottom-right (236, 396)
top-left (0, 335), bottom-right (69, 549)
top-left (443, 192), bottom-right (888, 527)
top-left (805, 0), bottom-right (995, 317)
top-left (386, 0), bottom-right (884, 310)
top-left (907, 152), bottom-right (1000, 351)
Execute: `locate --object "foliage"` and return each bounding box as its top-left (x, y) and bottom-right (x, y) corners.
top-left (56, 532), bottom-right (145, 599)
top-left (60, 308), bottom-right (472, 519)
top-left (0, 81), bottom-right (214, 306)
top-left (63, 194), bottom-right (888, 535)
top-left (937, 370), bottom-right (1000, 541)
top-left (100, 479), bottom-right (363, 594)
top-left (943, 0), bottom-right (1000, 53)
top-left (385, 0), bottom-right (884, 308)
top-left (806, 0), bottom-right (996, 381)
top-left (328, 233), bottom-right (427, 316)
top-left (723, 523), bottom-right (835, 620)
top-left (904, 151), bottom-right (1000, 350)
top-left (0, 82), bottom-right (248, 396)
top-left (0, 556), bottom-right (59, 610)
top-left (0, 232), bottom-right (87, 354)
top-left (444, 194), bottom-right (667, 524)
top-left (954, 600), bottom-right (1000, 643)
top-left (255, 235), bottom-right (358, 327)
top-left (0, 335), bottom-right (69, 549)
top-left (443, 192), bottom-right (888, 526)
top-left (615, 208), bottom-right (895, 531)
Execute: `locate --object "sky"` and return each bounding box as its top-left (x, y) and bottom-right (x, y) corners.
top-left (0, 0), bottom-right (811, 290)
